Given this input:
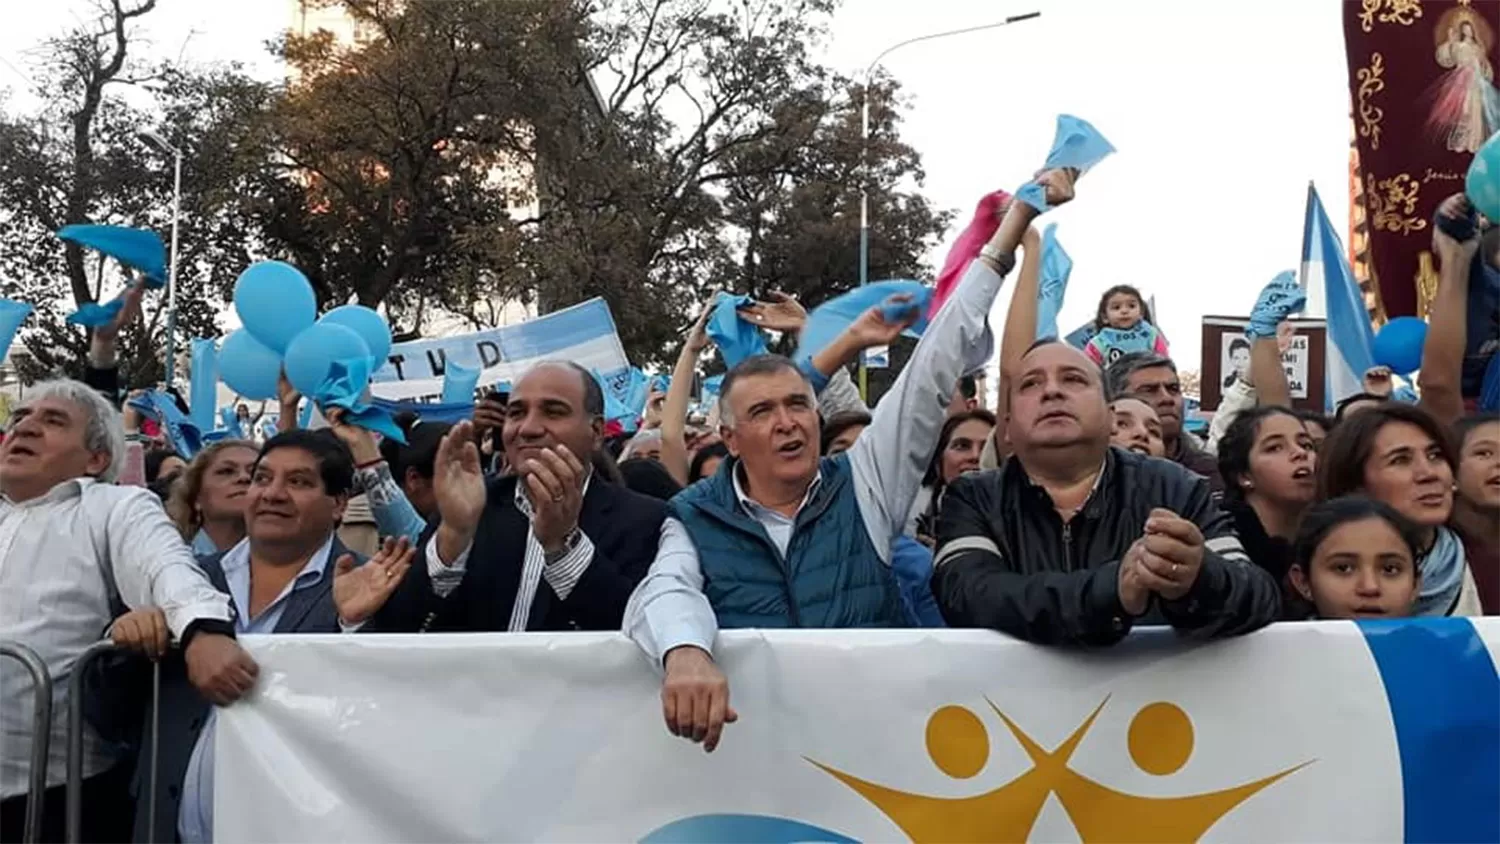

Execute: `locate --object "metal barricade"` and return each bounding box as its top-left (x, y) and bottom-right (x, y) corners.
top-left (0, 641), bottom-right (53, 844)
top-left (64, 641), bottom-right (160, 844)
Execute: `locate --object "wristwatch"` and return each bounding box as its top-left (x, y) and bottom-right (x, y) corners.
top-left (544, 528), bottom-right (583, 563)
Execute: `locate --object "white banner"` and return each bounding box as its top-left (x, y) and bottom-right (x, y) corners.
top-left (372, 298), bottom-right (630, 401)
top-left (217, 622), bottom-right (1500, 842)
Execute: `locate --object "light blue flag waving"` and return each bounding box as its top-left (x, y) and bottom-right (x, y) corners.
top-left (129, 391), bottom-right (203, 458)
top-left (796, 281), bottom-right (931, 363)
top-left (1035, 224), bottom-right (1073, 339)
top-left (1016, 115), bottom-right (1116, 211)
top-left (219, 406), bottom-right (245, 439)
top-left (0, 299), bottom-right (33, 363)
top-left (1300, 184), bottom-right (1376, 411)
top-left (594, 368), bottom-right (641, 431)
top-left (189, 339), bottom-right (219, 434)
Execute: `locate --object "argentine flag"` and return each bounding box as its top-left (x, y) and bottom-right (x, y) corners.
top-left (1300, 184), bottom-right (1376, 411)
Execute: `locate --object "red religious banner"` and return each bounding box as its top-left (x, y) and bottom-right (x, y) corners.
top-left (1343, 0), bottom-right (1499, 318)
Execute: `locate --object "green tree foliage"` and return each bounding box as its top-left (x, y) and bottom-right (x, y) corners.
top-left (0, 0), bottom-right (952, 385)
top-left (0, 0), bottom-right (275, 387)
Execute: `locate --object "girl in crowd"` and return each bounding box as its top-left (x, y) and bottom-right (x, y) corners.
top-left (1294, 409), bottom-right (1332, 450)
top-left (911, 410), bottom-right (996, 542)
top-left (1288, 496), bottom-right (1423, 620)
top-left (167, 439), bottom-right (258, 556)
top-left (1317, 402), bottom-right (1482, 616)
top-left (1217, 406), bottom-right (1318, 615)
top-left (1083, 284), bottom-right (1169, 367)
top-left (688, 441), bottom-right (729, 482)
top-left (1109, 396), bottom-right (1164, 457)
top-left (1452, 413), bottom-right (1499, 613)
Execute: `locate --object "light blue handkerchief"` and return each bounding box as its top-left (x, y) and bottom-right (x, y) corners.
top-left (317, 358), bottom-right (406, 443)
top-left (56, 225), bottom-right (168, 286)
top-left (796, 281), bottom-right (931, 364)
top-left (1016, 114), bottom-right (1117, 212)
top-left (707, 292), bottom-right (768, 369)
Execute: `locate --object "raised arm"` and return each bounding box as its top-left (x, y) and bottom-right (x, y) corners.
top-left (1420, 194), bottom-right (1479, 428)
top-left (1208, 275), bottom-right (1302, 450)
top-left (84, 279), bottom-right (144, 407)
top-left (999, 225), bottom-right (1043, 386)
top-left (328, 407), bottom-right (428, 543)
top-left (275, 372), bottom-right (302, 433)
top-left (662, 300), bottom-right (715, 486)
top-left (847, 169), bottom-right (1075, 550)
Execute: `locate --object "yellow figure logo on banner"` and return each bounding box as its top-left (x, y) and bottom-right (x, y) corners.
top-left (808, 698), bottom-right (1312, 844)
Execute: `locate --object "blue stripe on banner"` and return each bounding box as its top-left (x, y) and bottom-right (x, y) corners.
top-left (1359, 618), bottom-right (1500, 843)
top-left (640, 814), bottom-right (857, 844)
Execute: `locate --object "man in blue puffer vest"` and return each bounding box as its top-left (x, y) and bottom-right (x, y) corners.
top-left (623, 168), bottom-right (1080, 752)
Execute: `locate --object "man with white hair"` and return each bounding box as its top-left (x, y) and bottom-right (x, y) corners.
top-left (622, 168), bottom-right (1083, 753)
top-left (0, 377), bottom-right (257, 843)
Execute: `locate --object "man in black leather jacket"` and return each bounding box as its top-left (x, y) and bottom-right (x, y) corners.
top-left (932, 341), bottom-right (1281, 645)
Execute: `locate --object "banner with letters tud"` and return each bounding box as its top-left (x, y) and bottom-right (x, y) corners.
top-left (215, 621), bottom-right (1499, 843)
top-left (371, 297), bottom-right (631, 401)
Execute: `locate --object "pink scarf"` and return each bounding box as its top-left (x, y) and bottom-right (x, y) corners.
top-left (931, 189), bottom-right (1012, 316)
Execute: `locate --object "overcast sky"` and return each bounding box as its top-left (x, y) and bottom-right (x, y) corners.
top-left (1, 0), bottom-right (1351, 374)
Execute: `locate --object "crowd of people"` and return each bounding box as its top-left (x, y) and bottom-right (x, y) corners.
top-left (0, 165), bottom-right (1496, 843)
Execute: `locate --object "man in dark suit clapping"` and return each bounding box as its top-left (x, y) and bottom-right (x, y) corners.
top-left (335, 361), bottom-right (665, 633)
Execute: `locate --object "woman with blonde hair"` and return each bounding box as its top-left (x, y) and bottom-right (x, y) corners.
top-left (166, 439), bottom-right (258, 555)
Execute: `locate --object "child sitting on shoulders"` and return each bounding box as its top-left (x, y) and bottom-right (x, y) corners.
top-left (1083, 284), bottom-right (1169, 367)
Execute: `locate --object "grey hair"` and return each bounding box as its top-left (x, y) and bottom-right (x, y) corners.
top-left (1104, 352), bottom-right (1177, 401)
top-left (621, 427), bottom-right (663, 459)
top-left (716, 354), bottom-right (817, 427)
top-left (25, 379), bottom-right (128, 483)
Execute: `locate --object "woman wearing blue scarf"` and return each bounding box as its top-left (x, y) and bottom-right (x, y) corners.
top-left (1317, 403), bottom-right (1482, 616)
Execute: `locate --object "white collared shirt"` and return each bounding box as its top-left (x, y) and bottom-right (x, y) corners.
top-left (425, 474), bottom-right (596, 631)
top-left (0, 478), bottom-right (231, 797)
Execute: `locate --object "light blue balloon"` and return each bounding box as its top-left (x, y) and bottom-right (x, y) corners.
top-left (219, 330), bottom-right (284, 401)
top-left (1372, 316), bottom-right (1427, 376)
top-left (283, 322), bottom-right (370, 397)
top-left (1467, 133), bottom-right (1500, 222)
top-left (233, 261), bottom-right (316, 353)
top-left (319, 304), bottom-right (392, 367)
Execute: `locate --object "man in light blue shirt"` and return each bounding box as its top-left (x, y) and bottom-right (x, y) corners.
top-left (622, 169), bottom-right (1079, 752)
top-left (104, 429), bottom-right (411, 843)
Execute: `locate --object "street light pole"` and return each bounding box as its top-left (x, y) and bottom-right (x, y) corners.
top-left (139, 130), bottom-right (183, 386)
top-left (857, 11), bottom-right (1040, 400)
